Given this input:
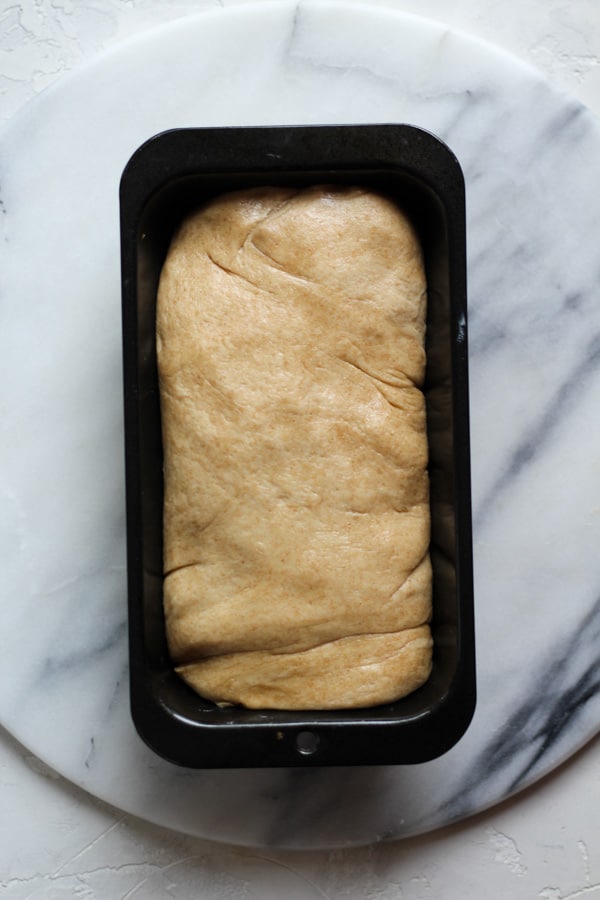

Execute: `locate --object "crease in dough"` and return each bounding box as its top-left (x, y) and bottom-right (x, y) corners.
top-left (175, 627), bottom-right (433, 711)
top-left (157, 184), bottom-right (432, 710)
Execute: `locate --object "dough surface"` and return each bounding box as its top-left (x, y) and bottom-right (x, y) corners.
top-left (157, 185), bottom-right (432, 709)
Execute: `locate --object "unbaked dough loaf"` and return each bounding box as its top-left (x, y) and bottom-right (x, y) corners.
top-left (157, 185), bottom-right (432, 710)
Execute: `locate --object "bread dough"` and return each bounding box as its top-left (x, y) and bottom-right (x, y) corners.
top-left (157, 185), bottom-right (432, 709)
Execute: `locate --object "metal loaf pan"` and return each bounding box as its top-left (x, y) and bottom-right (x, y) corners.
top-left (119, 124), bottom-right (475, 768)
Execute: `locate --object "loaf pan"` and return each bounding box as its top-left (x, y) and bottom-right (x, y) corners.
top-left (119, 124), bottom-right (475, 768)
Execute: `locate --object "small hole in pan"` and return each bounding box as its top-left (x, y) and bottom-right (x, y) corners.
top-left (296, 731), bottom-right (320, 755)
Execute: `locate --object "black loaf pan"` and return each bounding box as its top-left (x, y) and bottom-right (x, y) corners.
top-left (119, 124), bottom-right (475, 768)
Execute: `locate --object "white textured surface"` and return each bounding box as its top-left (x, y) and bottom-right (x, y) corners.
top-left (2, 0), bottom-right (600, 894)
top-left (1, 724), bottom-right (599, 897)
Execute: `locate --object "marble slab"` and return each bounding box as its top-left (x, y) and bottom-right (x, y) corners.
top-left (1, 0), bottom-right (600, 849)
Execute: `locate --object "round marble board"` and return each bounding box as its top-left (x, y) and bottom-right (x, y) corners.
top-left (2, 0), bottom-right (600, 850)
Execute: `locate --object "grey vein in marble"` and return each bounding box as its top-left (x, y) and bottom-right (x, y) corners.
top-left (427, 592), bottom-right (600, 831)
top-left (474, 331), bottom-right (600, 531)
